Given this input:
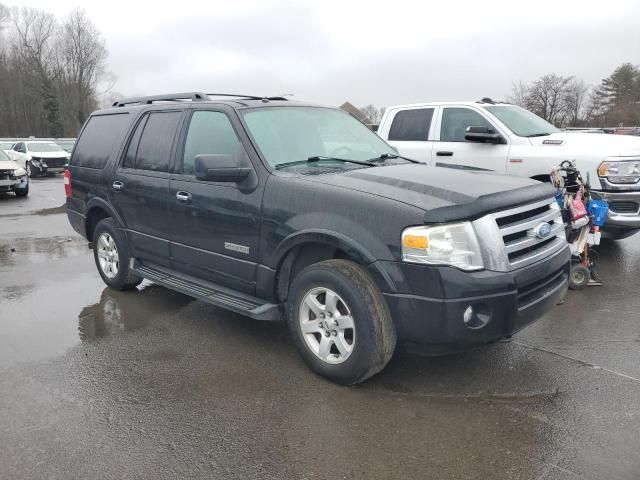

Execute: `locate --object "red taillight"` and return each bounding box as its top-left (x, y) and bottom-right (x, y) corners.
top-left (64, 169), bottom-right (72, 197)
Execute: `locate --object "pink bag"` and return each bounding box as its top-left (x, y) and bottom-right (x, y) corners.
top-left (570, 187), bottom-right (587, 220)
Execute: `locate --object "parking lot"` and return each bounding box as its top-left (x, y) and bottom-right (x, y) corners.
top-left (0, 176), bottom-right (639, 480)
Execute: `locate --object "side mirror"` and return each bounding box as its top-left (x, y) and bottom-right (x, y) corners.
top-left (465, 126), bottom-right (504, 144)
top-left (194, 154), bottom-right (253, 182)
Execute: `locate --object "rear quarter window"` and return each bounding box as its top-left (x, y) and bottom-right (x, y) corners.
top-left (388, 108), bottom-right (434, 141)
top-left (72, 113), bottom-right (130, 169)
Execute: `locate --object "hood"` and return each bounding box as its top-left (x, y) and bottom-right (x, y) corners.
top-left (305, 164), bottom-right (556, 222)
top-left (533, 132), bottom-right (640, 157)
top-left (29, 151), bottom-right (69, 159)
top-left (0, 160), bottom-right (20, 171)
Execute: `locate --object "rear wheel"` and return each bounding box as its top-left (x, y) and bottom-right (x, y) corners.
top-left (93, 218), bottom-right (142, 290)
top-left (287, 259), bottom-right (396, 385)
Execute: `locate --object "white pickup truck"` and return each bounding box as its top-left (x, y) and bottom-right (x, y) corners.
top-left (378, 99), bottom-right (640, 239)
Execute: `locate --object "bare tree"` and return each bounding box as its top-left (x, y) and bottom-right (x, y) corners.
top-left (506, 81), bottom-right (528, 107)
top-left (359, 104), bottom-right (385, 124)
top-left (563, 78), bottom-right (589, 127)
top-left (525, 74), bottom-right (574, 126)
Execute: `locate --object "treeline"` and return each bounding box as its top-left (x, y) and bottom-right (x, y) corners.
top-left (0, 4), bottom-right (108, 137)
top-left (508, 63), bottom-right (640, 128)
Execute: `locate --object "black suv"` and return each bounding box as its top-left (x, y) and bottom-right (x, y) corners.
top-left (66, 92), bottom-right (570, 384)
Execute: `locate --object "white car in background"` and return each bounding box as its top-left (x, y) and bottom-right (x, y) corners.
top-left (0, 149), bottom-right (29, 197)
top-left (10, 140), bottom-right (71, 177)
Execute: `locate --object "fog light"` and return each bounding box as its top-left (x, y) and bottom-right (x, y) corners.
top-left (462, 303), bottom-right (491, 330)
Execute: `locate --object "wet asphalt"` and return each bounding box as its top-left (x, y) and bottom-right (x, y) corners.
top-left (0, 177), bottom-right (639, 480)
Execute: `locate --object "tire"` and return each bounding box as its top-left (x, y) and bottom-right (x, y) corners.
top-left (25, 161), bottom-right (39, 178)
top-left (14, 185), bottom-right (29, 197)
top-left (287, 259), bottom-right (396, 385)
top-left (569, 263), bottom-right (590, 290)
top-left (92, 217), bottom-right (142, 291)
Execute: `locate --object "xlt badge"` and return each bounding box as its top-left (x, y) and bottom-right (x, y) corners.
top-left (224, 242), bottom-right (250, 255)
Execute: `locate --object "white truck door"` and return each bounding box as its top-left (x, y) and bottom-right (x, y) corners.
top-left (432, 107), bottom-right (510, 172)
top-left (381, 107), bottom-right (437, 163)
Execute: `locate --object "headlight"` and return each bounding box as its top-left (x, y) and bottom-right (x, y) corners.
top-left (598, 160), bottom-right (640, 184)
top-left (401, 222), bottom-right (484, 271)
top-left (14, 168), bottom-right (26, 177)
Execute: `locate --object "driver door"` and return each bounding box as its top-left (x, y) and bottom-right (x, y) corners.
top-left (432, 107), bottom-right (510, 172)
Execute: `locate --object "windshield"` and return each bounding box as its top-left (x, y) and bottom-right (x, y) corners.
top-left (242, 107), bottom-right (396, 169)
top-left (0, 142), bottom-right (14, 150)
top-left (484, 106), bottom-right (559, 137)
top-left (27, 142), bottom-right (64, 153)
top-left (0, 149), bottom-right (9, 161)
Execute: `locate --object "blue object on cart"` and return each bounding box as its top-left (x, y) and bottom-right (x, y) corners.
top-left (555, 191), bottom-right (564, 208)
top-left (588, 199), bottom-right (608, 227)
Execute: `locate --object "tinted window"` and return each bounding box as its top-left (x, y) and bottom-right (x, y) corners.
top-left (388, 108), bottom-right (434, 141)
top-left (182, 111), bottom-right (243, 175)
top-left (123, 116), bottom-right (148, 169)
top-left (441, 108), bottom-right (492, 142)
top-left (72, 114), bottom-right (130, 169)
top-left (127, 111), bottom-right (181, 172)
top-left (14, 143), bottom-right (25, 153)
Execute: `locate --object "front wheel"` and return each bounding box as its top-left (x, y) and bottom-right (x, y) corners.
top-left (287, 259), bottom-right (396, 385)
top-left (93, 218), bottom-right (142, 291)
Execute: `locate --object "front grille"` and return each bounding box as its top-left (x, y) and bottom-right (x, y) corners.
top-left (0, 169), bottom-right (13, 181)
top-left (41, 157), bottom-right (67, 168)
top-left (490, 199), bottom-right (566, 271)
top-left (609, 201), bottom-right (639, 214)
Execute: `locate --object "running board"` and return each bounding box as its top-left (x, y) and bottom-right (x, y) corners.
top-left (131, 261), bottom-right (280, 321)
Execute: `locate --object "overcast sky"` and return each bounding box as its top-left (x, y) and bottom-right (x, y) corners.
top-left (7, 0), bottom-right (640, 107)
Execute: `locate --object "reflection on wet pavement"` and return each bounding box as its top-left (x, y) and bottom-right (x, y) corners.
top-left (78, 284), bottom-right (194, 340)
top-left (0, 235), bottom-right (88, 266)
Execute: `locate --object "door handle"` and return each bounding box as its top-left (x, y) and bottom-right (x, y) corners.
top-left (436, 151), bottom-right (453, 157)
top-left (112, 181), bottom-right (124, 191)
top-left (176, 191), bottom-right (192, 203)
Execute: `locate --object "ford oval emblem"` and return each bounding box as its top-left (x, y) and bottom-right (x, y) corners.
top-left (534, 222), bottom-right (552, 239)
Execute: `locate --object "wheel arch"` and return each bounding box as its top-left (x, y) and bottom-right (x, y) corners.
top-left (84, 198), bottom-right (125, 241)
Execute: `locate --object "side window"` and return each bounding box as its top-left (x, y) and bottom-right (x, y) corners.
top-left (388, 108), bottom-right (434, 141)
top-left (123, 111), bottom-right (182, 172)
top-left (440, 108), bottom-right (493, 142)
top-left (182, 111), bottom-right (244, 176)
top-left (14, 142), bottom-right (25, 153)
top-left (72, 114), bottom-right (130, 169)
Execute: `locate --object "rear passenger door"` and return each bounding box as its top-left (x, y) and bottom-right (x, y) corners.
top-left (110, 109), bottom-right (184, 267)
top-left (382, 107), bottom-right (436, 163)
top-left (433, 107), bottom-right (510, 172)
top-left (168, 108), bottom-right (263, 295)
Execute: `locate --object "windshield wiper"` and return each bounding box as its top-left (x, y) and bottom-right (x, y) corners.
top-left (275, 156), bottom-right (375, 170)
top-left (525, 133), bottom-right (551, 137)
top-left (368, 153), bottom-right (421, 164)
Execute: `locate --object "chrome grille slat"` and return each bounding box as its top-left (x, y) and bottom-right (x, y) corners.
top-left (504, 222), bottom-right (565, 253)
top-left (499, 208), bottom-right (560, 236)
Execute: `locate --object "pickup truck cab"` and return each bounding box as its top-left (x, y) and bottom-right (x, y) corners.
top-left (378, 99), bottom-right (640, 239)
top-left (66, 92), bottom-right (569, 384)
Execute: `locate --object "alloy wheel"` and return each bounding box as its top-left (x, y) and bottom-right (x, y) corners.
top-left (97, 233), bottom-right (119, 279)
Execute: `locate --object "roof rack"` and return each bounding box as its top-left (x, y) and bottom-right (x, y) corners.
top-left (112, 92), bottom-right (291, 107)
top-left (113, 92), bottom-right (210, 107)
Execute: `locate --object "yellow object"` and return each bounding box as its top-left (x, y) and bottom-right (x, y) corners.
top-left (403, 235), bottom-right (428, 249)
top-left (598, 163), bottom-right (609, 176)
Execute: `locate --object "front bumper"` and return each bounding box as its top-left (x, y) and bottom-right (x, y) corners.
top-left (374, 244), bottom-right (570, 346)
top-left (591, 190), bottom-right (640, 229)
top-left (0, 175), bottom-right (28, 192)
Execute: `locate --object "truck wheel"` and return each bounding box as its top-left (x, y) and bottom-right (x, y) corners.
top-left (287, 259), bottom-right (396, 385)
top-left (569, 263), bottom-right (590, 290)
top-left (93, 218), bottom-right (142, 291)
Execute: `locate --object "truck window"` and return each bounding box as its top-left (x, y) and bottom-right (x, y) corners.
top-left (388, 108), bottom-right (434, 141)
top-left (182, 111), bottom-right (243, 175)
top-left (441, 108), bottom-right (492, 142)
top-left (72, 114), bottom-right (130, 169)
top-left (125, 111), bottom-right (181, 172)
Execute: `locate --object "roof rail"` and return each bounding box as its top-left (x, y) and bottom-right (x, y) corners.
top-left (206, 93), bottom-right (290, 101)
top-left (112, 92), bottom-right (210, 107)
